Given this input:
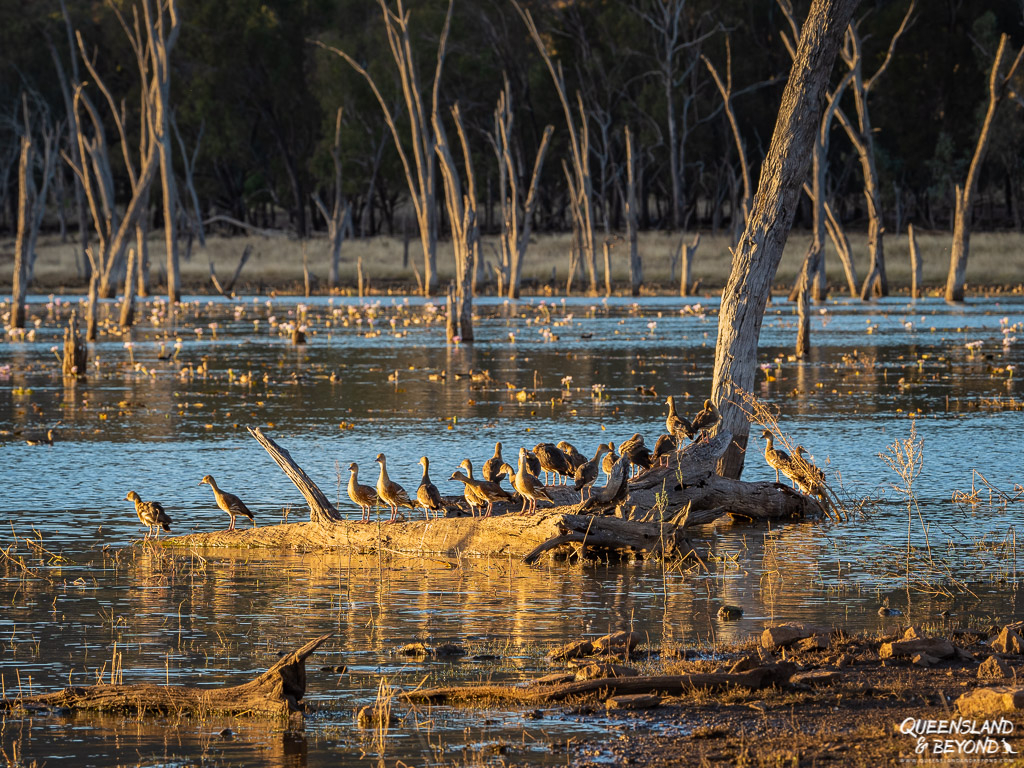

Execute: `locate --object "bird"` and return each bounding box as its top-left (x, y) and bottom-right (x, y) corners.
top-left (450, 464), bottom-right (512, 517)
top-left (532, 443), bottom-right (573, 485)
top-left (125, 491), bottom-right (172, 539)
top-left (482, 442), bottom-right (507, 483)
top-left (375, 453), bottom-right (415, 523)
top-left (25, 423), bottom-right (59, 446)
top-left (457, 459), bottom-right (488, 515)
top-left (619, 433), bottom-right (653, 477)
top-left (509, 448), bottom-right (553, 514)
top-left (416, 456), bottom-right (446, 520)
top-left (574, 443), bottom-right (611, 501)
top-left (792, 446), bottom-right (827, 496)
top-left (690, 399), bottom-right (721, 442)
top-left (199, 475), bottom-right (256, 530)
top-left (523, 450), bottom-right (542, 478)
top-left (347, 462), bottom-right (379, 523)
top-left (761, 430), bottom-right (794, 484)
top-left (666, 396), bottom-right (695, 444)
top-left (651, 434), bottom-right (677, 467)
top-left (556, 441), bottom-right (587, 474)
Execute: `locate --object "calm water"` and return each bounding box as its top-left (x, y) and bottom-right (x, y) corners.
top-left (1, 292), bottom-right (1023, 766)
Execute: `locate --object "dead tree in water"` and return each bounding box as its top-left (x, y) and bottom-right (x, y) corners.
top-left (624, 126), bottom-right (642, 296)
top-left (490, 77), bottom-right (553, 299)
top-left (516, 2), bottom-right (599, 295)
top-left (434, 103), bottom-right (477, 341)
top-left (319, 0), bottom-right (452, 296)
top-left (712, 0), bottom-right (860, 480)
top-left (9, 97), bottom-right (57, 330)
top-left (908, 223), bottom-right (922, 298)
top-left (312, 108), bottom-right (352, 290)
top-left (945, 34), bottom-right (1024, 302)
top-left (62, 311), bottom-right (87, 378)
top-left (835, 1), bottom-right (916, 300)
top-left (678, 233), bottom-right (701, 297)
top-left (119, 247), bottom-right (138, 330)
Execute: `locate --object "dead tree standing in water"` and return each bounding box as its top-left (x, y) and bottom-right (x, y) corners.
top-left (9, 96), bottom-right (57, 330)
top-left (624, 126), bottom-right (642, 297)
top-left (712, 0), bottom-right (860, 480)
top-left (945, 34), bottom-right (1024, 302)
top-left (312, 108), bottom-right (352, 290)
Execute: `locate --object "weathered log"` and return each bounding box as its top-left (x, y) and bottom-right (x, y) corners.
top-left (404, 665), bottom-right (793, 705)
top-left (2, 633), bottom-right (332, 722)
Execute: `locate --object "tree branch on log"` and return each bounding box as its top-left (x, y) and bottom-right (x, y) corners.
top-left (3, 633), bottom-right (332, 722)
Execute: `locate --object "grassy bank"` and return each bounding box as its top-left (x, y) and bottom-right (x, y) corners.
top-left (4, 228), bottom-right (1024, 296)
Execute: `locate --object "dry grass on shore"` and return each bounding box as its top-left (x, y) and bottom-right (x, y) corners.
top-left (4, 227), bottom-right (1024, 296)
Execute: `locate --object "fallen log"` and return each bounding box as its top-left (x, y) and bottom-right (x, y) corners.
top-left (2, 633), bottom-right (332, 723)
top-left (162, 428), bottom-right (819, 560)
top-left (404, 665), bottom-right (794, 705)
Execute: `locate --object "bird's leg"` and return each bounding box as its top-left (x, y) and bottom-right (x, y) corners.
top-left (484, 502), bottom-right (492, 518)
top-left (774, 469), bottom-right (780, 483)
top-left (252, 517), bottom-right (257, 529)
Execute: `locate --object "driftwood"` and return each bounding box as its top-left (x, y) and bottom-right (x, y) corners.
top-left (404, 664), bottom-right (794, 705)
top-left (163, 428), bottom-right (820, 561)
top-left (2, 633), bottom-right (331, 722)
top-left (210, 244), bottom-right (253, 297)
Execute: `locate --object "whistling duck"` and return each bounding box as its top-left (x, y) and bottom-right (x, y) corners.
top-left (125, 491), bottom-right (172, 539)
top-left (619, 433), bottom-right (653, 477)
top-left (690, 399), bottom-right (721, 442)
top-left (375, 453), bottom-right (415, 523)
top-left (416, 457), bottom-right (446, 520)
top-left (793, 446), bottom-right (826, 495)
top-left (450, 465), bottom-right (512, 517)
top-left (574, 443), bottom-right (611, 501)
top-left (199, 475), bottom-right (256, 530)
top-left (556, 441), bottom-right (587, 474)
top-left (347, 462), bottom-right (379, 523)
top-left (651, 434), bottom-right (677, 467)
top-left (510, 448), bottom-right (553, 514)
top-left (665, 396), bottom-right (695, 443)
top-left (533, 442), bottom-right (572, 485)
top-left (25, 424), bottom-right (58, 446)
top-left (482, 442), bottom-right (507, 483)
top-left (761, 430), bottom-right (794, 484)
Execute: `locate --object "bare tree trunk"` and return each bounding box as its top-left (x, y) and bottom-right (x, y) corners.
top-left (680, 233), bottom-right (700, 297)
top-left (796, 271), bottom-right (810, 358)
top-left (603, 240), bottom-right (613, 297)
top-left (823, 199), bottom-right (858, 294)
top-left (312, 108), bottom-right (350, 290)
top-left (120, 247), bottom-right (137, 330)
top-left (171, 114), bottom-right (205, 249)
top-left (445, 282), bottom-right (457, 343)
top-left (908, 222), bottom-right (922, 299)
top-left (85, 267), bottom-right (99, 342)
top-left (318, 0), bottom-right (452, 296)
top-left (945, 34), bottom-right (1023, 302)
top-left (62, 310), bottom-right (87, 379)
top-left (625, 127), bottom-right (641, 297)
top-left (712, 0), bottom-right (859, 480)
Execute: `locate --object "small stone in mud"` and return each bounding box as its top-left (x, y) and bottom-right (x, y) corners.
top-left (795, 635), bottom-right (830, 652)
top-left (574, 662), bottom-right (639, 681)
top-left (979, 655), bottom-right (1013, 679)
top-left (912, 653), bottom-right (940, 667)
top-left (717, 604), bottom-right (743, 620)
top-left (593, 630), bottom-right (642, 655)
top-left (790, 670), bottom-right (841, 686)
top-left (836, 653), bottom-right (856, 668)
top-left (990, 626), bottom-right (1024, 655)
top-left (728, 655), bottom-right (759, 674)
top-left (761, 623), bottom-right (830, 650)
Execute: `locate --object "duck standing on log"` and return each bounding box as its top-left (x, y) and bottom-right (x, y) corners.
top-left (690, 399), bottom-right (721, 443)
top-left (456, 459), bottom-right (487, 515)
top-left (125, 491), bottom-right (172, 539)
top-left (556, 441), bottom-right (587, 475)
top-left (510, 448), bottom-right (553, 514)
top-left (602, 442), bottom-right (619, 477)
top-left (375, 453), bottom-right (415, 523)
top-left (532, 443), bottom-right (572, 485)
top-left (665, 396), bottom-right (695, 445)
top-left (199, 475), bottom-right (256, 530)
top-left (793, 446), bottom-right (827, 497)
top-left (347, 462), bottom-right (379, 523)
top-left (651, 434), bottom-right (677, 467)
top-left (619, 433), bottom-right (653, 477)
top-left (761, 429), bottom-right (794, 484)
top-left (574, 443), bottom-right (611, 501)
top-left (451, 463), bottom-right (512, 517)
top-left (416, 456), bottom-right (446, 520)
top-left (482, 442), bottom-right (507, 483)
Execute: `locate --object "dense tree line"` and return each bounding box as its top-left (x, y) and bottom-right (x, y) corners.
top-left (0, 0), bottom-right (1021, 249)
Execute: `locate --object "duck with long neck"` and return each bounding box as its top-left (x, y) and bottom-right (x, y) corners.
top-left (416, 456), bottom-right (445, 520)
top-left (375, 453), bottom-right (414, 523)
top-left (199, 474), bottom-right (255, 530)
top-left (347, 462), bottom-right (378, 523)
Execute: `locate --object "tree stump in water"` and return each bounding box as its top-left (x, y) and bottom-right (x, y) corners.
top-left (2, 633), bottom-right (332, 724)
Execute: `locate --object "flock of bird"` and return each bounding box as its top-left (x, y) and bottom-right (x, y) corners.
top-left (122, 394), bottom-right (827, 537)
top-left (345, 396), bottom-right (722, 524)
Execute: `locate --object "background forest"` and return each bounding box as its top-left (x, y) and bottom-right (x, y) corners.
top-left (0, 0), bottom-right (1022, 298)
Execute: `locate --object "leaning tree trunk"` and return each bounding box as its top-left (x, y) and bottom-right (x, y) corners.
top-left (945, 34), bottom-right (1023, 302)
top-left (712, 0), bottom-right (860, 480)
top-left (9, 137), bottom-right (32, 330)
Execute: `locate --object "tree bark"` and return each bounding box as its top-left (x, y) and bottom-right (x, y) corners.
top-left (945, 34), bottom-right (1023, 302)
top-left (712, 0), bottom-right (860, 480)
top-left (908, 223), bottom-right (922, 299)
top-left (625, 127), bottom-right (641, 296)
